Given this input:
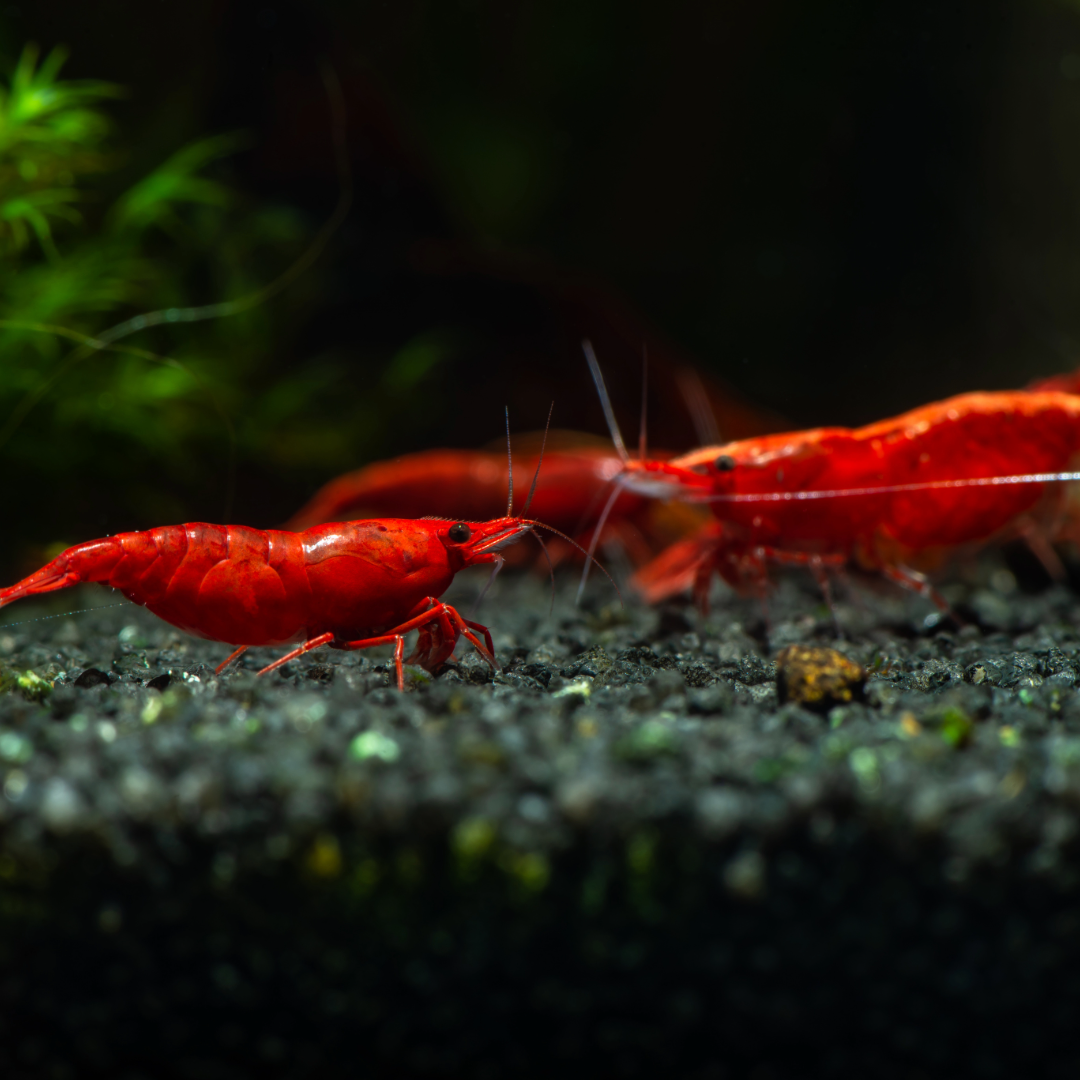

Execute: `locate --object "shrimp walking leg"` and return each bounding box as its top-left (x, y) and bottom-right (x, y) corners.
top-left (254, 600), bottom-right (497, 691)
top-left (632, 522), bottom-right (725, 606)
top-left (465, 616), bottom-right (496, 659)
top-left (755, 547), bottom-right (847, 632)
top-left (1014, 516), bottom-right (1067, 582)
top-left (256, 633), bottom-right (336, 679)
top-left (408, 613), bottom-right (495, 672)
top-left (350, 601), bottom-right (496, 690)
top-left (215, 645), bottom-right (249, 675)
top-left (402, 603), bottom-right (496, 677)
top-left (404, 602), bottom-right (468, 672)
top-left (762, 551), bottom-right (841, 635)
top-left (880, 565), bottom-right (954, 617)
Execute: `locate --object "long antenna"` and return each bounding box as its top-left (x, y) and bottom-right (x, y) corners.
top-left (576, 482), bottom-right (624, 603)
top-left (505, 405), bottom-right (514, 515)
top-left (524, 517), bottom-right (622, 606)
top-left (583, 339), bottom-right (629, 462)
top-left (638, 342), bottom-right (648, 462)
top-left (532, 532), bottom-right (557, 617)
top-left (471, 556), bottom-right (506, 618)
top-left (675, 367), bottom-right (721, 447)
top-left (521, 401), bottom-right (554, 518)
top-left (698, 471), bottom-right (1080, 503)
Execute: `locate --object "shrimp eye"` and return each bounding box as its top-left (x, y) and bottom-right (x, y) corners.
top-left (715, 454), bottom-right (736, 472)
top-left (448, 522), bottom-right (471, 543)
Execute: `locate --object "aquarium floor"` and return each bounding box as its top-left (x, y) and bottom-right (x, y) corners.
top-left (1, 560), bottom-right (1079, 1079)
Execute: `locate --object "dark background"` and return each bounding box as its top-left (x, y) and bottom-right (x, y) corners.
top-left (4, 0), bottom-right (1080, 574)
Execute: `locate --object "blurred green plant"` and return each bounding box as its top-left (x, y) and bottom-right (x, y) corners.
top-left (0, 43), bottom-right (118, 258)
top-left (0, 43), bottom-right (364, 572)
top-left (0, 44), bottom-right (295, 493)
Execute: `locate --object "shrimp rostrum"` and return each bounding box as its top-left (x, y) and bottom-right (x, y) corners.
top-left (589, 365), bottom-right (1080, 614)
top-left (0, 516), bottom-right (535, 690)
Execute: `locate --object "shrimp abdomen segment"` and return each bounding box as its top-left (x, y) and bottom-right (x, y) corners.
top-left (144, 525), bottom-right (308, 645)
top-left (876, 394), bottom-right (1080, 552)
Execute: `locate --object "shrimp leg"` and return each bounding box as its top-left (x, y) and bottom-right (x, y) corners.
top-left (255, 599), bottom-right (497, 691)
top-left (880, 564), bottom-right (954, 619)
top-left (215, 645), bottom-right (250, 675)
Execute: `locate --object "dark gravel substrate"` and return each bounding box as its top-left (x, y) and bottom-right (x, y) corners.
top-left (2, 558), bottom-right (1080, 1079)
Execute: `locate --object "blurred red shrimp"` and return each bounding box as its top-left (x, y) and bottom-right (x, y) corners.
top-left (1026, 365), bottom-right (1080, 396)
top-left (585, 344), bottom-right (1080, 614)
top-left (285, 437), bottom-right (702, 568)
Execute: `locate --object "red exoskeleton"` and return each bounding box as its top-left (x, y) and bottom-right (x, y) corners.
top-left (0, 517), bottom-right (536, 691)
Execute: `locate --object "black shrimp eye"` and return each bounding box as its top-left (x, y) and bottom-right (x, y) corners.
top-left (448, 522), bottom-right (472, 543)
top-left (715, 454), bottom-right (737, 472)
